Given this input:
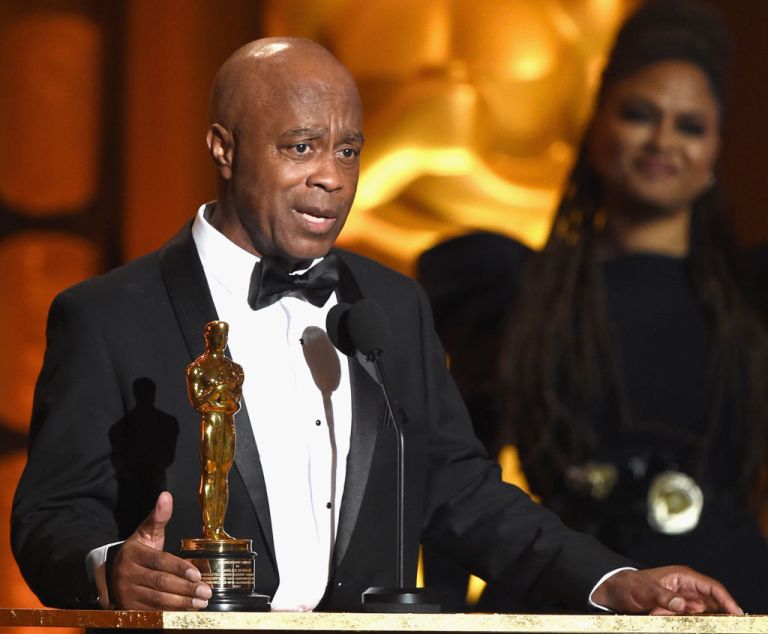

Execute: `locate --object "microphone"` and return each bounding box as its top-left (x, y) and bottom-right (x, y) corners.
top-left (326, 300), bottom-right (439, 613)
top-left (345, 299), bottom-right (391, 359)
top-left (329, 300), bottom-right (393, 396)
top-left (326, 302), bottom-right (354, 356)
top-left (327, 301), bottom-right (380, 387)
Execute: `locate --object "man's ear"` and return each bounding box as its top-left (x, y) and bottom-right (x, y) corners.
top-left (207, 124), bottom-right (234, 180)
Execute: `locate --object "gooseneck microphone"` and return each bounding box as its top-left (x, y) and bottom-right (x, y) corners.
top-left (326, 300), bottom-right (439, 613)
top-left (326, 302), bottom-right (354, 356)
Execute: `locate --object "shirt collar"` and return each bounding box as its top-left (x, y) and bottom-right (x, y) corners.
top-left (191, 202), bottom-right (327, 303)
top-left (192, 202), bottom-right (257, 303)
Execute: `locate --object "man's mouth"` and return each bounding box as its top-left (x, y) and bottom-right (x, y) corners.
top-left (295, 208), bottom-right (337, 231)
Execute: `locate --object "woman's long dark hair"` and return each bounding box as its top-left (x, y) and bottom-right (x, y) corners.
top-left (498, 142), bottom-right (768, 505)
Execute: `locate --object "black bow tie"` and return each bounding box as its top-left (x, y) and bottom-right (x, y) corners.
top-left (248, 252), bottom-right (339, 310)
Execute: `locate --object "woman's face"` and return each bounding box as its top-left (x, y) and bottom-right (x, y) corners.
top-left (588, 60), bottom-right (721, 218)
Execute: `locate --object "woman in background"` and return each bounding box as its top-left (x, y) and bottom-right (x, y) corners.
top-left (419, 0), bottom-right (768, 613)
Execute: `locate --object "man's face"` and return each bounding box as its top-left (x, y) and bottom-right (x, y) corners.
top-left (220, 72), bottom-right (363, 266)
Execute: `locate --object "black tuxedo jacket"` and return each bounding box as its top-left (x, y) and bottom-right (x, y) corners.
top-left (12, 224), bottom-right (631, 611)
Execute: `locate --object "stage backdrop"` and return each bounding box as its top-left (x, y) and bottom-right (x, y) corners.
top-left (1, 1), bottom-right (767, 627)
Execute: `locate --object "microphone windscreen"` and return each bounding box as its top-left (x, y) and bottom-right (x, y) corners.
top-left (347, 299), bottom-right (391, 356)
top-left (326, 302), bottom-right (355, 355)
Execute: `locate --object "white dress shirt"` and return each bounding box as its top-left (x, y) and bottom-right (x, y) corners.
top-left (192, 203), bottom-right (353, 611)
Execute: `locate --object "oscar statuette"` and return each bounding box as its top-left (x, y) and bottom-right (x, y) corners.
top-left (179, 320), bottom-right (270, 611)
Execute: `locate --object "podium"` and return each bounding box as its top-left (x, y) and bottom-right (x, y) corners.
top-left (0, 609), bottom-right (767, 633)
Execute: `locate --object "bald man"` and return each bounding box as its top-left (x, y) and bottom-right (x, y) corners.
top-left (12, 39), bottom-right (741, 615)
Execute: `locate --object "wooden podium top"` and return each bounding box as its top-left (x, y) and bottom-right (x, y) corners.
top-left (0, 609), bottom-right (767, 633)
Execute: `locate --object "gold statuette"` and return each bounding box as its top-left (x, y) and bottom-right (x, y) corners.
top-left (179, 320), bottom-right (270, 611)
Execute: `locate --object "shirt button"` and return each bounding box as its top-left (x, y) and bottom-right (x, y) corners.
top-left (326, 502), bottom-right (332, 509)
top-left (315, 419), bottom-right (322, 426)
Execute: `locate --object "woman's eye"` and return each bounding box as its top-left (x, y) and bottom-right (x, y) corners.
top-left (619, 103), bottom-right (655, 123)
top-left (676, 117), bottom-right (707, 136)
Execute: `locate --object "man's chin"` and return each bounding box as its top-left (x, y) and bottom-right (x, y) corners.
top-left (273, 242), bottom-right (335, 269)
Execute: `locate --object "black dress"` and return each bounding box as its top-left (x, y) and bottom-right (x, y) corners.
top-left (417, 232), bottom-right (768, 614)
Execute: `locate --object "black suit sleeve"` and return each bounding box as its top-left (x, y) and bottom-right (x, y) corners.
top-left (411, 279), bottom-right (633, 610)
top-left (12, 288), bottom-right (122, 608)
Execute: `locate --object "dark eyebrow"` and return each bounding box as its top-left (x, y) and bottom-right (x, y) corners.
top-left (619, 95), bottom-right (656, 108)
top-left (676, 110), bottom-right (707, 121)
top-left (279, 127), bottom-right (327, 140)
top-left (278, 127), bottom-right (364, 144)
top-left (343, 130), bottom-right (365, 144)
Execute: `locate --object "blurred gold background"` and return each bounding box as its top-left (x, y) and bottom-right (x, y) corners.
top-left (2, 1), bottom-right (767, 627)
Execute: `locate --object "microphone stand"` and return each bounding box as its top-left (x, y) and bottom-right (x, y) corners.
top-left (360, 349), bottom-right (440, 613)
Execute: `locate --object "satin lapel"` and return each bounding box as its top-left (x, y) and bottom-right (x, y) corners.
top-left (158, 223), bottom-right (217, 358)
top-left (158, 223), bottom-right (276, 567)
top-left (232, 400), bottom-right (276, 570)
top-left (332, 251), bottom-right (386, 568)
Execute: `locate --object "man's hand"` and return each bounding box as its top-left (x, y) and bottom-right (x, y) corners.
top-left (591, 566), bottom-right (743, 615)
top-left (110, 491), bottom-right (212, 610)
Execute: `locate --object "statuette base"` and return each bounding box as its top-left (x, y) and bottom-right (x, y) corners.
top-left (179, 540), bottom-right (270, 612)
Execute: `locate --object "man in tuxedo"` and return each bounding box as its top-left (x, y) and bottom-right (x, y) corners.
top-left (12, 37), bottom-right (741, 615)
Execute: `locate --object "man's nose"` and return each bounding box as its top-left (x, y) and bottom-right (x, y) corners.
top-left (307, 152), bottom-right (343, 192)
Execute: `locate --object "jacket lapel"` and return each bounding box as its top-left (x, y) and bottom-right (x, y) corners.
top-left (231, 400), bottom-right (277, 571)
top-left (158, 223), bottom-right (277, 568)
top-left (157, 223), bottom-right (217, 358)
top-left (332, 251), bottom-right (386, 568)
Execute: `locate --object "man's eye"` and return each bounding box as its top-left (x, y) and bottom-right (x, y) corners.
top-left (294, 143), bottom-right (309, 154)
top-left (339, 147), bottom-right (359, 159)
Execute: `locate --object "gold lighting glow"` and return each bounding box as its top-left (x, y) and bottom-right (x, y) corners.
top-left (0, 14), bottom-right (101, 213)
top-left (265, 0), bottom-right (633, 275)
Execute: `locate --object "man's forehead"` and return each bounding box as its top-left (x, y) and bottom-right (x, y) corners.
top-left (241, 73), bottom-right (362, 124)
top-left (282, 77), bottom-right (358, 105)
